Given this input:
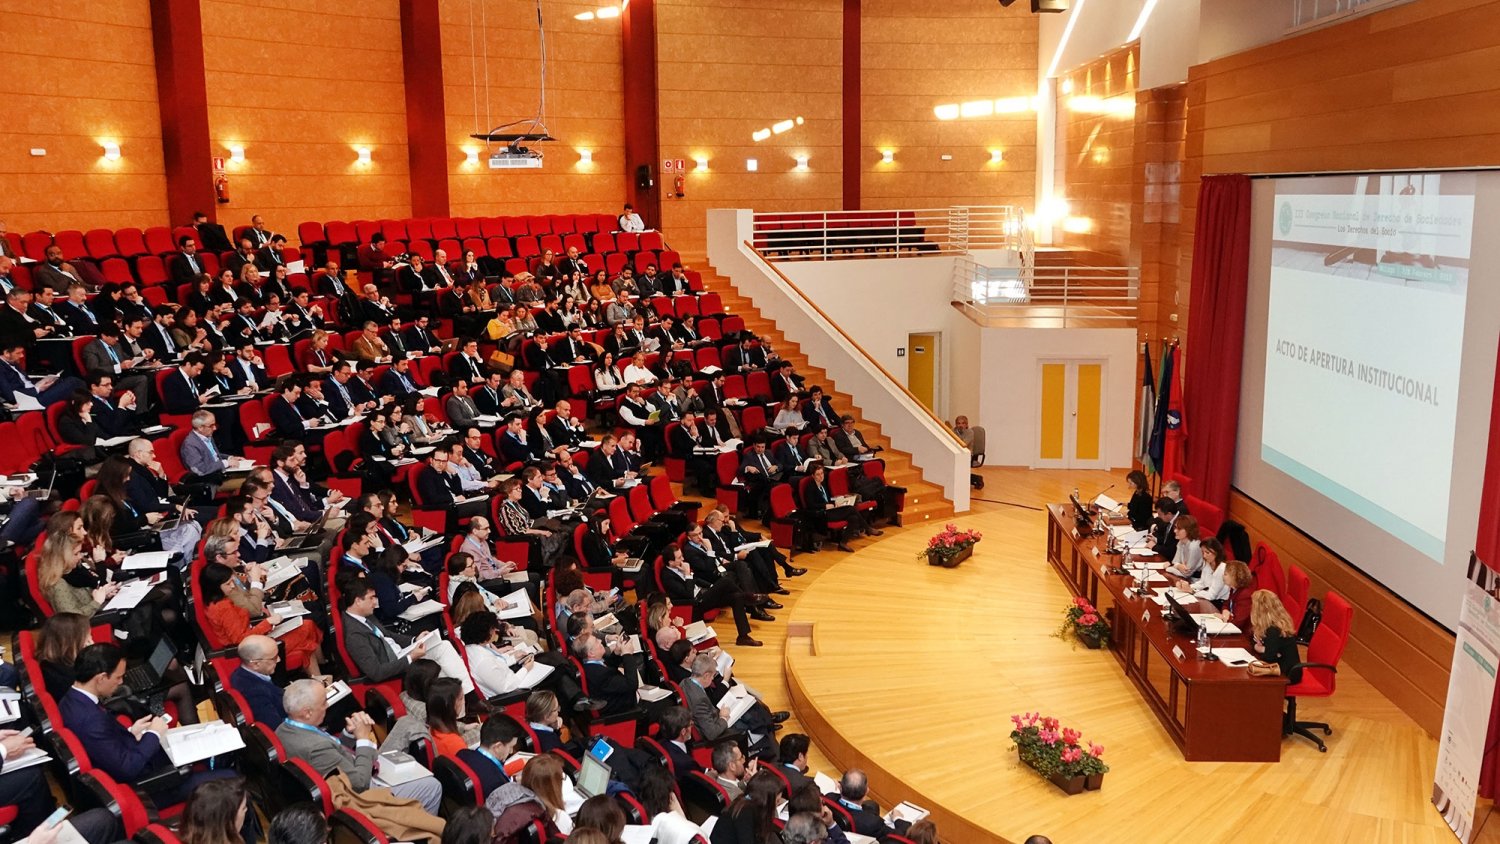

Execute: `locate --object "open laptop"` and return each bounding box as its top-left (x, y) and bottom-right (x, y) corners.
top-left (1164, 591), bottom-right (1203, 638)
top-left (123, 638), bottom-right (176, 692)
top-left (576, 754), bottom-right (612, 799)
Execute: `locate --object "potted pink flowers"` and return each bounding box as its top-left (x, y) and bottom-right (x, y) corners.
top-left (1009, 712), bottom-right (1110, 793)
top-left (918, 523), bottom-right (982, 567)
top-left (1056, 596), bottom-right (1111, 649)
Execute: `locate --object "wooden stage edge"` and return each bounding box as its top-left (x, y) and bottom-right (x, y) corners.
top-left (777, 467), bottom-right (1495, 844)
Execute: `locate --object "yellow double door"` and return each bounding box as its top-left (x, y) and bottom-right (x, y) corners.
top-left (1037, 360), bottom-right (1106, 469)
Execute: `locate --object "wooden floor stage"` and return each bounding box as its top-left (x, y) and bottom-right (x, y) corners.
top-left (722, 467), bottom-right (1494, 844)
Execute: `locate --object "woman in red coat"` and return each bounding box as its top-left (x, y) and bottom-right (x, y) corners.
top-left (199, 562), bottom-right (324, 674)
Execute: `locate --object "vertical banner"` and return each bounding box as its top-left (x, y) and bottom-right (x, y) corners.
top-left (1433, 554), bottom-right (1500, 842)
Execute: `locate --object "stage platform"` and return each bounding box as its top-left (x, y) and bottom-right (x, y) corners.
top-left (768, 468), bottom-right (1482, 844)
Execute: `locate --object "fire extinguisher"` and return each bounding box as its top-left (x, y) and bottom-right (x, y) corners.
top-left (674, 174), bottom-right (685, 198)
top-left (214, 174), bottom-right (230, 204)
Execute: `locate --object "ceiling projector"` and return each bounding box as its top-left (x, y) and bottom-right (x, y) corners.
top-left (489, 144), bottom-right (543, 169)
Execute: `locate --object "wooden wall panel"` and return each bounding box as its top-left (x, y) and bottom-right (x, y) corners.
top-left (1055, 45), bottom-right (1136, 262)
top-left (439, 0), bottom-right (626, 220)
top-left (860, 1), bottom-right (1037, 212)
top-left (656, 0), bottom-right (845, 257)
top-left (201, 0), bottom-right (411, 240)
top-left (1176, 0), bottom-right (1500, 731)
top-left (0, 0), bottom-right (169, 233)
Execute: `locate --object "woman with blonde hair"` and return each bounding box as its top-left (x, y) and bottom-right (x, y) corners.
top-left (1249, 589), bottom-right (1302, 682)
top-left (38, 519), bottom-right (118, 616)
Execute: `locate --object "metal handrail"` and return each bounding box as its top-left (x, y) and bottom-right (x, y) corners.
top-left (952, 259), bottom-right (1139, 328)
top-left (751, 206), bottom-right (1018, 261)
top-left (1289, 0), bottom-right (1412, 31)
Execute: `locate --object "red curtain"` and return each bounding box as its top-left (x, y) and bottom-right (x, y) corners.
top-left (1473, 335), bottom-right (1500, 798)
top-left (1181, 174), bottom-right (1253, 514)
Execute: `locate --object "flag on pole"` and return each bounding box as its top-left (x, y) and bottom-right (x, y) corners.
top-left (1147, 340), bottom-right (1174, 476)
top-left (1138, 342), bottom-right (1157, 472)
top-left (1163, 343), bottom-right (1185, 480)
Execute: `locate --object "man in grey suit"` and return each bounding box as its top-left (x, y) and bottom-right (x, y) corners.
top-left (339, 577), bottom-right (474, 693)
top-left (444, 379), bottom-right (483, 430)
top-left (81, 323), bottom-right (151, 408)
top-left (274, 679), bottom-right (442, 813)
top-left (180, 411), bottom-right (248, 480)
top-left (682, 653), bottom-right (734, 741)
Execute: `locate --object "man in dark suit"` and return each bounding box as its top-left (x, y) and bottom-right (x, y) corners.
top-left (830, 415), bottom-right (879, 459)
top-left (768, 361), bottom-right (805, 402)
top-left (88, 372), bottom-right (138, 436)
top-left (778, 733), bottom-right (814, 793)
top-left (255, 234), bottom-right (288, 272)
top-left (358, 283), bottom-right (397, 325)
top-left (585, 435), bottom-right (635, 489)
top-left (459, 428), bottom-right (498, 480)
top-left (496, 415), bottom-right (533, 466)
top-left (397, 255), bottom-right (439, 308)
top-left (169, 235), bottom-right (205, 287)
top-left (472, 371), bottom-right (507, 416)
top-left (737, 439), bottom-right (782, 519)
top-left (224, 239), bottom-right (258, 279)
top-left (416, 450), bottom-right (487, 531)
top-left (455, 717), bottom-right (522, 800)
top-left (269, 378), bottom-right (311, 439)
top-left (194, 211), bottom-right (234, 252)
top-left (226, 345), bottom-right (270, 392)
top-left (573, 632), bottom-right (637, 717)
top-left (555, 327), bottom-right (595, 365)
top-left (229, 635), bottom-right (287, 727)
top-left (161, 352), bottom-right (209, 415)
top-left (0, 288), bottom-right (52, 355)
top-left (656, 707), bottom-right (700, 783)
top-left (243, 215), bottom-right (274, 249)
top-left (55, 282), bottom-right (102, 335)
top-left (802, 385), bottom-right (838, 430)
top-left (60, 644), bottom-right (239, 806)
top-left (1148, 497), bottom-right (1180, 561)
top-left (404, 315), bottom-right (443, 357)
top-left (26, 286), bottom-right (72, 338)
top-left (545, 400), bottom-right (588, 448)
top-left (450, 339), bottom-right (488, 384)
top-left (682, 523), bottom-right (769, 607)
top-left (0, 342), bottom-right (83, 407)
top-left (323, 362), bottom-right (368, 421)
top-left (725, 338), bottom-right (768, 373)
top-left (378, 357), bottom-right (420, 401)
top-left (827, 770), bottom-right (904, 840)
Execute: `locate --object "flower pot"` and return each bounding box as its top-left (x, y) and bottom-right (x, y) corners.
top-left (1076, 630), bottom-right (1105, 650)
top-left (928, 544), bottom-right (974, 568)
top-left (1085, 773), bottom-right (1105, 790)
top-left (1049, 773), bottom-right (1087, 795)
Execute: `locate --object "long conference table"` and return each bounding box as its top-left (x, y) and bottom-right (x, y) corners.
top-left (1045, 504), bottom-right (1288, 762)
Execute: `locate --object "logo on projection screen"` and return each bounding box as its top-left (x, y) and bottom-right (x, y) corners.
top-left (1278, 202), bottom-right (1294, 236)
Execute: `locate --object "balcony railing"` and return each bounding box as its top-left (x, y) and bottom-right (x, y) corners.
top-left (751, 206), bottom-right (1018, 261)
top-left (952, 255), bottom-right (1138, 328)
top-left (1289, 0), bottom-right (1413, 32)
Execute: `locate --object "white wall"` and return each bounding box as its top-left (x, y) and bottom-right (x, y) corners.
top-left (977, 328), bottom-right (1138, 468)
top-left (775, 257), bottom-right (982, 424)
top-left (707, 210), bottom-right (974, 511)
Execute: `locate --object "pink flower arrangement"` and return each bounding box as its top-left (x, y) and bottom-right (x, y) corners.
top-left (1056, 597), bottom-right (1111, 647)
top-left (917, 523), bottom-right (982, 561)
top-left (1009, 712), bottom-right (1111, 781)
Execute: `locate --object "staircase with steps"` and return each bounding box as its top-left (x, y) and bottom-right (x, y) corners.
top-left (688, 259), bottom-right (955, 523)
